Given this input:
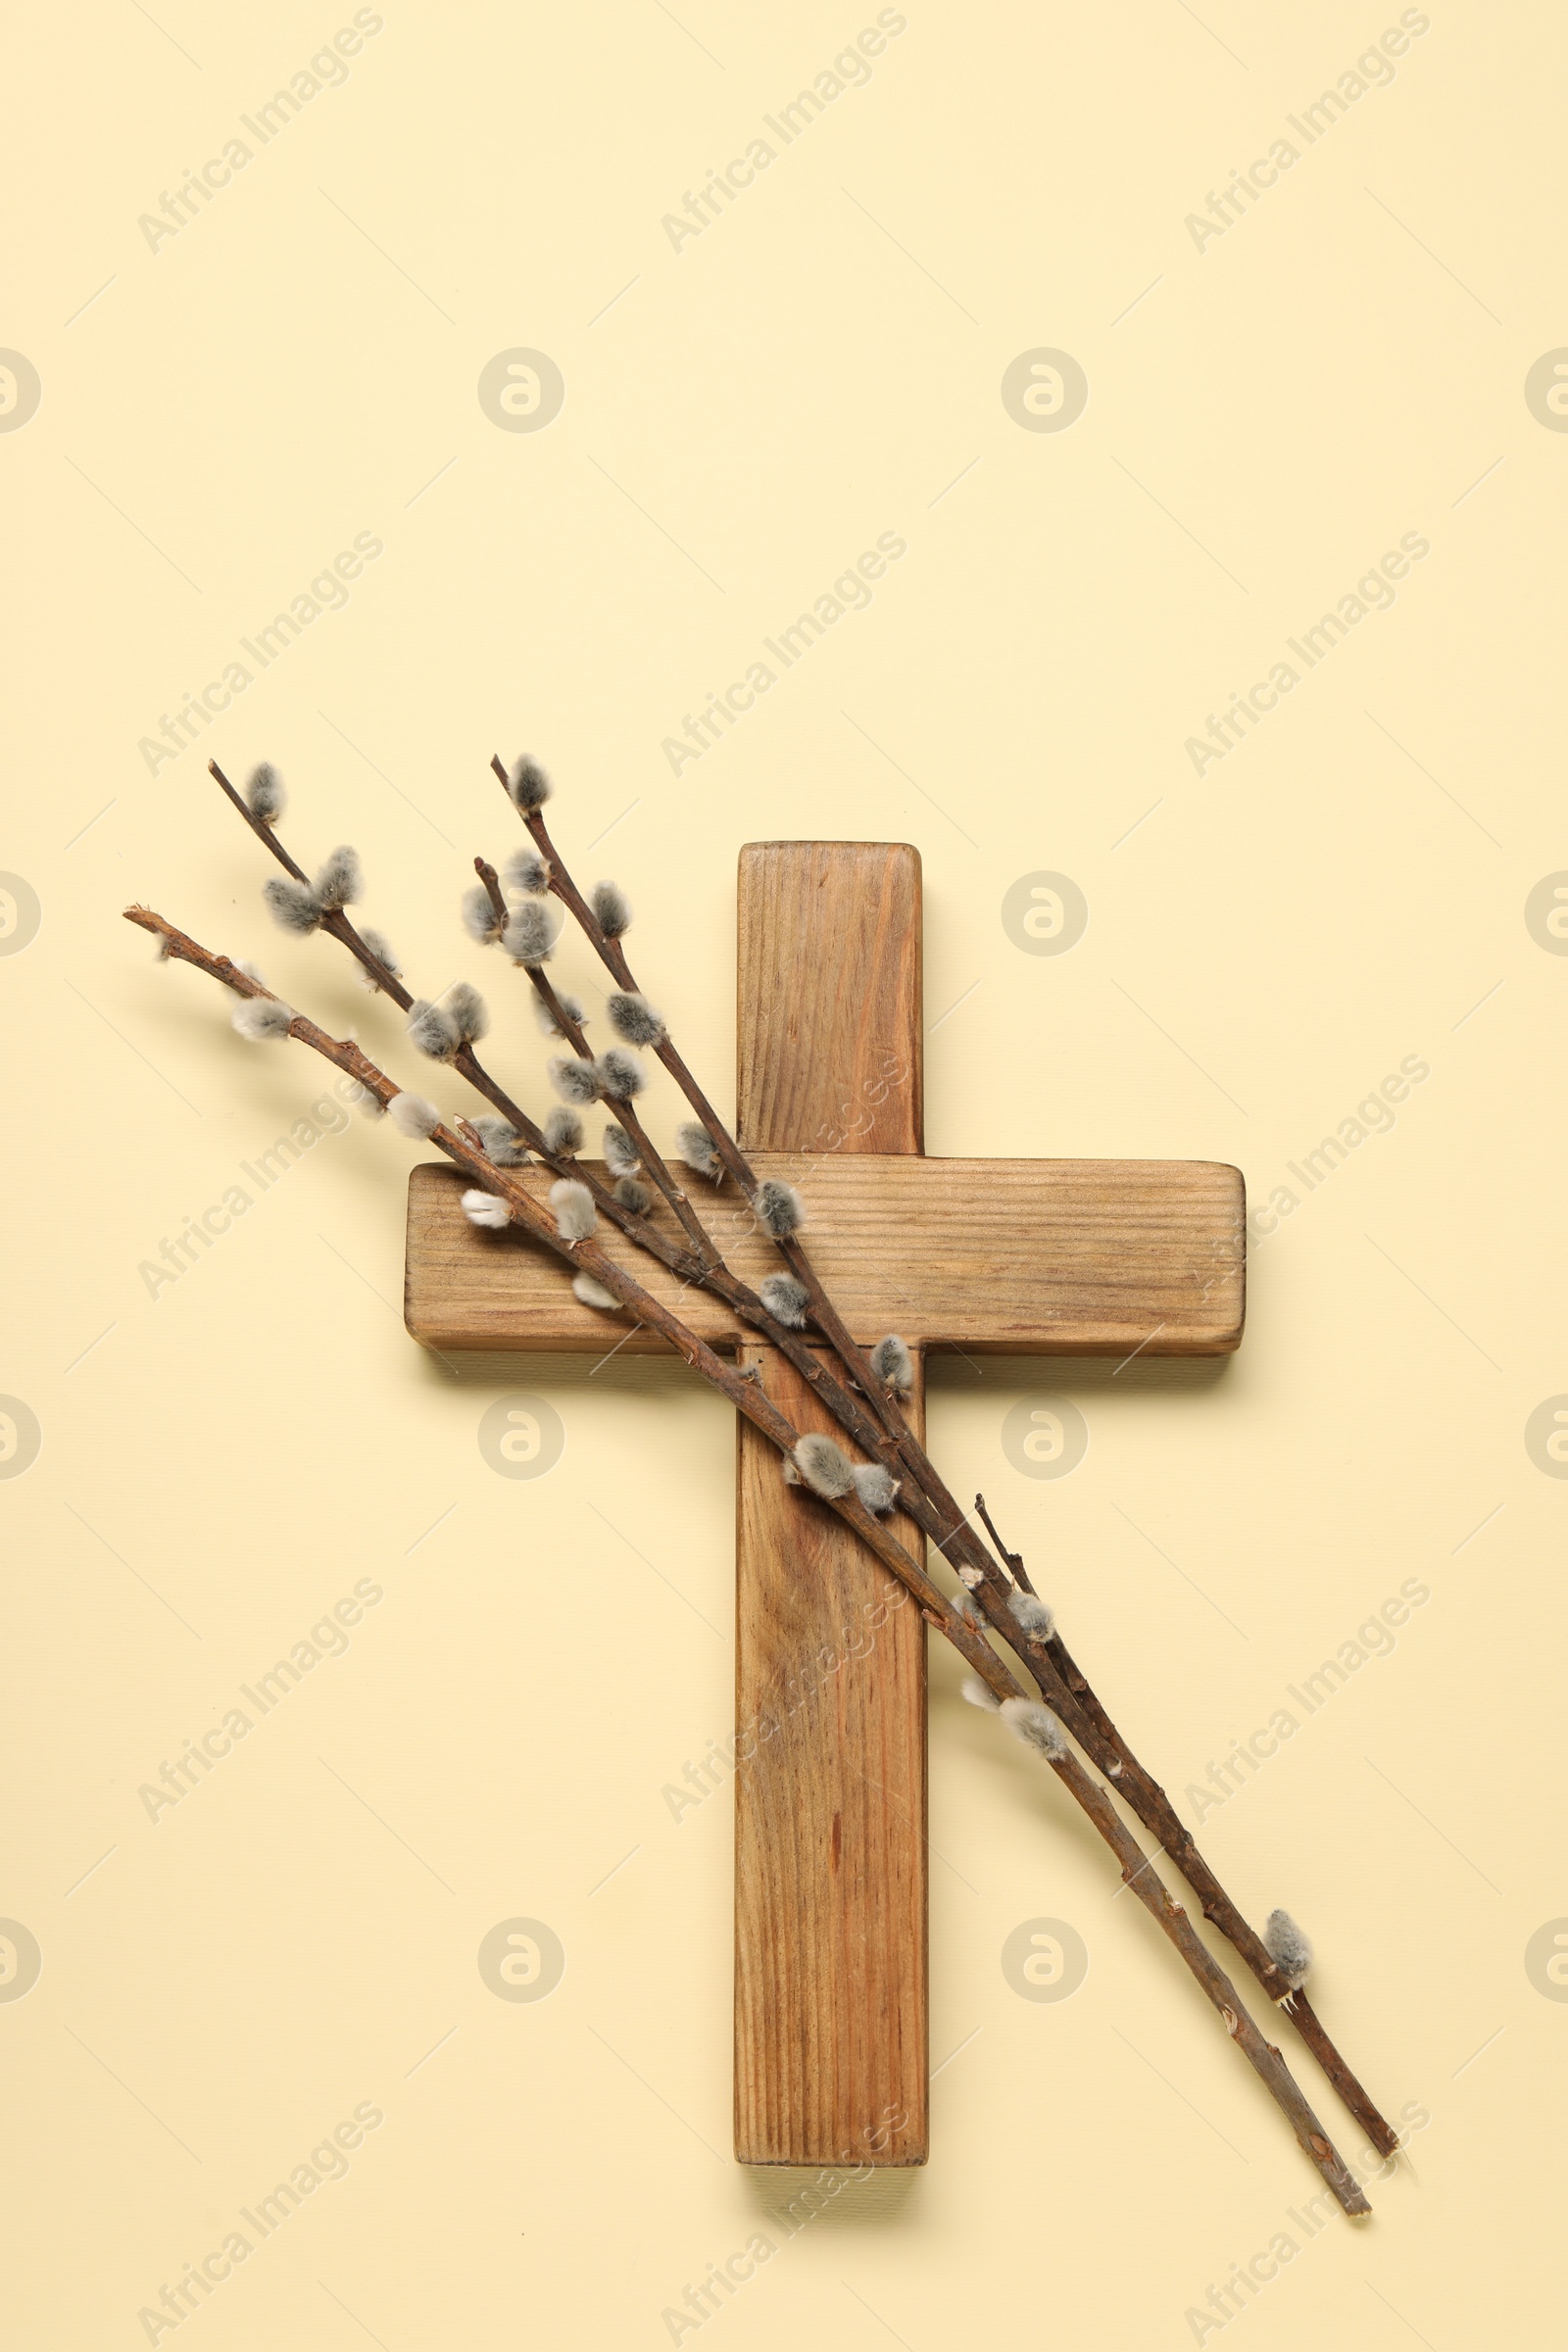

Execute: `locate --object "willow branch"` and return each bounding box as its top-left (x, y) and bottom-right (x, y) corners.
top-left (975, 1491), bottom-right (1037, 1596)
top-left (1284, 1991), bottom-right (1396, 2160)
top-left (125, 897), bottom-right (1371, 2212)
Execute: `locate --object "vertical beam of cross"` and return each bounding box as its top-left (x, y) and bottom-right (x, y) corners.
top-left (732, 842), bottom-right (929, 2168)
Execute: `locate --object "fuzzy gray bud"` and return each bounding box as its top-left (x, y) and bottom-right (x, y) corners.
top-left (231, 995), bottom-right (293, 1042)
top-left (444, 981), bottom-right (488, 1047)
top-left (952, 1589), bottom-right (978, 1624)
top-left (507, 755), bottom-right (552, 811)
top-left (549, 1178), bottom-right (597, 1243)
top-left (589, 878), bottom-right (631, 937)
top-left (613, 1176), bottom-right (652, 1214)
top-left (961, 1676), bottom-right (1001, 1713)
top-left (603, 1124), bottom-right (641, 1176)
top-left (852, 1462), bottom-right (900, 1515)
top-left (461, 1189), bottom-right (512, 1231)
top-left (263, 875), bottom-right (322, 935)
top-left (755, 1179), bottom-right (805, 1239)
top-left (475, 1116), bottom-right (528, 1166)
top-left (677, 1122), bottom-right (722, 1181)
top-left (314, 844), bottom-right (363, 911)
top-left (531, 988), bottom-right (584, 1040)
top-left (760, 1274), bottom-right (809, 1328)
top-left (504, 846), bottom-right (551, 895)
top-left (572, 1271), bottom-right (620, 1310)
top-left (1007, 1589), bottom-right (1055, 1642)
top-left (387, 1092), bottom-right (441, 1140)
top-left (871, 1335), bottom-right (914, 1394)
top-left (1263, 1909), bottom-right (1313, 1990)
top-left (791, 1433), bottom-right (856, 1499)
top-left (245, 761), bottom-right (284, 821)
top-left (463, 882), bottom-right (505, 945)
top-left (356, 926), bottom-right (401, 989)
top-left (503, 901), bottom-right (559, 964)
top-left (549, 1055), bottom-right (602, 1106)
top-left (407, 999), bottom-right (460, 1060)
top-left (543, 1105), bottom-right (583, 1155)
top-left (1000, 1698), bottom-right (1068, 1762)
top-left (607, 991), bottom-right (664, 1048)
top-left (595, 1047), bottom-right (645, 1100)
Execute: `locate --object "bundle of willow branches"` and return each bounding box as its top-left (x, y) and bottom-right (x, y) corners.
top-left (126, 751), bottom-right (1402, 2218)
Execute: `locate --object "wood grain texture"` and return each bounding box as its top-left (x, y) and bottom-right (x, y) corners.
top-left (735, 843), bottom-right (926, 2168)
top-left (736, 841), bottom-right (923, 1154)
top-left (404, 1155), bottom-right (1247, 1354)
top-left (734, 1345), bottom-right (928, 2168)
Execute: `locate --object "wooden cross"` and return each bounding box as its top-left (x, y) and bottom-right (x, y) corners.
top-left (405, 842), bottom-right (1245, 2168)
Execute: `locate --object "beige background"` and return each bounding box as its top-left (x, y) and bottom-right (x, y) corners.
top-left (4, 0), bottom-right (1562, 2342)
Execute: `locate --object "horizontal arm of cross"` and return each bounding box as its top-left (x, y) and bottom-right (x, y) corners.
top-left (405, 1154), bottom-right (1245, 1355)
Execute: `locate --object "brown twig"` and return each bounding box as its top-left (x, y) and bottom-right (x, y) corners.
top-left (125, 896), bottom-right (1372, 2215)
top-left (472, 856), bottom-right (508, 932)
top-left (975, 1491), bottom-right (1037, 1595)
